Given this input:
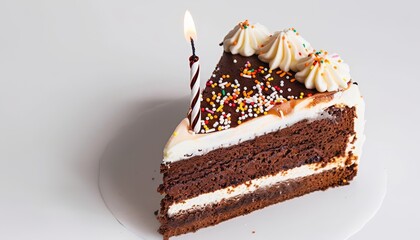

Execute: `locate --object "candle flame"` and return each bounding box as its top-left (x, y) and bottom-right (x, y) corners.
top-left (184, 10), bottom-right (197, 42)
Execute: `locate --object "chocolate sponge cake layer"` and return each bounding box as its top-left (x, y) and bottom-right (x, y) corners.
top-left (159, 163), bottom-right (358, 239)
top-left (159, 105), bottom-right (356, 204)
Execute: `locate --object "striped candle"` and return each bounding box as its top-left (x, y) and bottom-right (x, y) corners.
top-left (184, 10), bottom-right (201, 133)
top-left (189, 55), bottom-right (201, 133)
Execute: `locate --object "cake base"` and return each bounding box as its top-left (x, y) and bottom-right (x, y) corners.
top-left (159, 163), bottom-right (358, 239)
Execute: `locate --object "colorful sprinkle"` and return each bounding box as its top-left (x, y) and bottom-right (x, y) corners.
top-left (200, 58), bottom-right (315, 133)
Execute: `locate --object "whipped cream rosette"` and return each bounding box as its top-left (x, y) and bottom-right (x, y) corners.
top-left (296, 50), bottom-right (351, 92)
top-left (258, 28), bottom-right (313, 72)
top-left (223, 20), bottom-right (270, 57)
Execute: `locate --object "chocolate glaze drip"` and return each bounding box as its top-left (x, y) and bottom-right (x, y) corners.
top-left (199, 52), bottom-right (319, 133)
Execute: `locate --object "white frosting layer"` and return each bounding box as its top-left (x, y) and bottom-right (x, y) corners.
top-left (296, 51), bottom-right (351, 92)
top-left (167, 96), bottom-right (365, 216)
top-left (223, 20), bottom-right (270, 57)
top-left (258, 28), bottom-right (313, 72)
top-left (163, 83), bottom-right (363, 163)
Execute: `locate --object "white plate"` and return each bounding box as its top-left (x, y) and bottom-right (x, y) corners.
top-left (99, 97), bottom-right (387, 240)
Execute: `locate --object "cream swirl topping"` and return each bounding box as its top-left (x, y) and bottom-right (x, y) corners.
top-left (295, 50), bottom-right (351, 92)
top-left (258, 28), bottom-right (313, 72)
top-left (223, 20), bottom-right (270, 57)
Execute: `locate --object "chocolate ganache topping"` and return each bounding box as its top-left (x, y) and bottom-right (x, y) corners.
top-left (199, 52), bottom-right (318, 133)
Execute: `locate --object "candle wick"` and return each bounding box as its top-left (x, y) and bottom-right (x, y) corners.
top-left (190, 37), bottom-right (196, 57)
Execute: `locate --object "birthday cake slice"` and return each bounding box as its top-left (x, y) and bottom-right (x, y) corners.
top-left (157, 20), bottom-right (365, 239)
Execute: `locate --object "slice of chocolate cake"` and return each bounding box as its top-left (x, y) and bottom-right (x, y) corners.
top-left (157, 20), bottom-right (365, 239)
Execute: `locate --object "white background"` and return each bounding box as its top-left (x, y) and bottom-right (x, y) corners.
top-left (1, 0), bottom-right (419, 239)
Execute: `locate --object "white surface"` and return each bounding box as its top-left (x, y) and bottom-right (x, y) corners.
top-left (99, 100), bottom-right (384, 240)
top-left (0, 0), bottom-right (419, 240)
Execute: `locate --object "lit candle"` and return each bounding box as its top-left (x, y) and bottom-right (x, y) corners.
top-left (184, 10), bottom-right (201, 133)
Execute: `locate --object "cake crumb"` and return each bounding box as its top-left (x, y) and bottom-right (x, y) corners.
top-left (154, 210), bottom-right (158, 216)
top-left (152, 177), bottom-right (155, 181)
top-left (252, 230), bottom-right (256, 234)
